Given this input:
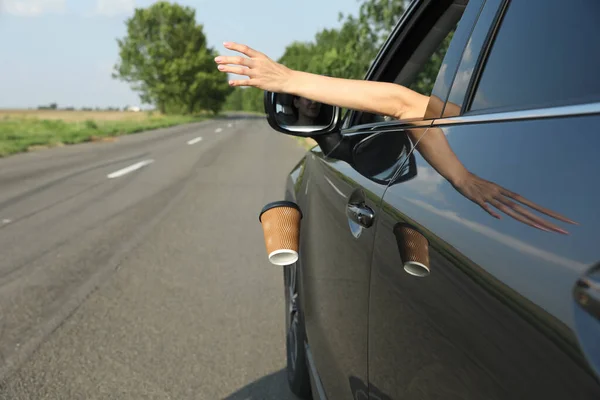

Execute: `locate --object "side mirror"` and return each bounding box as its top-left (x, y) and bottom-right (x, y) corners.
top-left (264, 91), bottom-right (341, 137)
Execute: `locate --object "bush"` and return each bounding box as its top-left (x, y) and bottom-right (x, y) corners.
top-left (84, 120), bottom-right (99, 130)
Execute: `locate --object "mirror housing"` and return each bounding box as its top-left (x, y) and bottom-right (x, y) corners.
top-left (352, 130), bottom-right (417, 185)
top-left (263, 91), bottom-right (342, 137)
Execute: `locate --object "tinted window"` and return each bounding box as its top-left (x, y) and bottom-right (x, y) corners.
top-left (402, 27), bottom-right (456, 97)
top-left (361, 1), bottom-right (468, 124)
top-left (470, 0), bottom-right (600, 113)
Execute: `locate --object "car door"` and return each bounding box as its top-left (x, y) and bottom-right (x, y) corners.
top-left (368, 0), bottom-right (600, 399)
top-left (309, 1), bottom-right (483, 398)
top-left (297, 131), bottom-right (411, 399)
top-left (297, 2), bottom-right (475, 396)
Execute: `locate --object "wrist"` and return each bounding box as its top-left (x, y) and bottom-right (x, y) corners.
top-left (448, 168), bottom-right (471, 188)
top-left (283, 69), bottom-right (304, 95)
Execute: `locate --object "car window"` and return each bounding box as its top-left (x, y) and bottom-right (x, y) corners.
top-left (405, 30), bottom-right (455, 97)
top-left (468, 0), bottom-right (600, 113)
top-left (357, 0), bottom-right (470, 126)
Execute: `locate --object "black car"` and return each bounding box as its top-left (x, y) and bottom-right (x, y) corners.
top-left (263, 0), bottom-right (600, 398)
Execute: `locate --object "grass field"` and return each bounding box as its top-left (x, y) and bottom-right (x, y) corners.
top-left (0, 110), bottom-right (207, 157)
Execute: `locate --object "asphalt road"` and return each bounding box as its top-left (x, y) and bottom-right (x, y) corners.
top-left (0, 115), bottom-right (305, 399)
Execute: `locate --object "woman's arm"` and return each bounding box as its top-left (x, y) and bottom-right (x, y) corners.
top-left (411, 128), bottom-right (575, 233)
top-left (214, 42), bottom-right (429, 120)
top-left (288, 71), bottom-right (429, 120)
top-left (406, 128), bottom-right (469, 188)
top-left (215, 42), bottom-right (575, 233)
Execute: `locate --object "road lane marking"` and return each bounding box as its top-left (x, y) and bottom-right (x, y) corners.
top-left (107, 160), bottom-right (154, 179)
top-left (227, 123), bottom-right (232, 128)
top-left (324, 176), bottom-right (346, 198)
top-left (2, 219), bottom-right (11, 224)
top-left (187, 137), bottom-right (203, 145)
top-left (215, 128), bottom-right (223, 133)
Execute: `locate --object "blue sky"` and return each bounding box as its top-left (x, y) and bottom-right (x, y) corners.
top-left (0, 0), bottom-right (361, 109)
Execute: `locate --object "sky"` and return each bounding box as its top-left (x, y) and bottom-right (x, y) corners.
top-left (0, 0), bottom-right (361, 109)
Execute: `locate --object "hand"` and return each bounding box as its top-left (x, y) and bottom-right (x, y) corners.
top-left (452, 172), bottom-right (577, 234)
top-left (215, 42), bottom-right (294, 92)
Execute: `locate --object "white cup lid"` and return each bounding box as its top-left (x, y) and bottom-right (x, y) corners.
top-left (268, 249), bottom-right (299, 266)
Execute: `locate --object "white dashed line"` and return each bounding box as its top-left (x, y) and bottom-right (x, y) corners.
top-left (2, 219), bottom-right (11, 224)
top-left (324, 176), bottom-right (346, 198)
top-left (187, 137), bottom-right (203, 145)
top-left (227, 123), bottom-right (232, 128)
top-left (107, 160), bottom-right (154, 179)
top-left (215, 128), bottom-right (223, 133)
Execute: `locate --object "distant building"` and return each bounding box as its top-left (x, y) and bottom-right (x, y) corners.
top-left (126, 106), bottom-right (141, 112)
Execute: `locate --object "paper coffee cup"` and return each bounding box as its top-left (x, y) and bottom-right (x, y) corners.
top-left (393, 223), bottom-right (430, 277)
top-left (259, 201), bottom-right (303, 266)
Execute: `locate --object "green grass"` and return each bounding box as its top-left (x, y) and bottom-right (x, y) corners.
top-left (0, 114), bottom-right (206, 157)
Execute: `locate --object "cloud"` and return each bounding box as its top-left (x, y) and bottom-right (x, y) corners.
top-left (94, 0), bottom-right (135, 16)
top-left (1, 0), bottom-right (66, 16)
top-left (408, 166), bottom-right (444, 196)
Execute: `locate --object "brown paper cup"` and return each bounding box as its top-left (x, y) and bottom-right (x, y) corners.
top-left (393, 223), bottom-right (430, 277)
top-left (259, 201), bottom-right (302, 266)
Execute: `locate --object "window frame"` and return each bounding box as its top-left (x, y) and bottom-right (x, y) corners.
top-left (460, 0), bottom-right (508, 114)
top-left (432, 0), bottom-right (600, 127)
top-left (342, 0), bottom-right (424, 130)
top-left (453, 0), bottom-right (600, 118)
top-left (441, 0), bottom-right (507, 118)
top-left (344, 0), bottom-right (485, 131)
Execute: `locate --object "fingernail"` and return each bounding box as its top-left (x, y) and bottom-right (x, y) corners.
top-left (533, 224), bottom-right (551, 232)
top-left (218, 65), bottom-right (225, 70)
top-left (215, 56), bottom-right (222, 62)
top-left (223, 42), bottom-right (231, 47)
top-left (229, 80), bottom-right (234, 86)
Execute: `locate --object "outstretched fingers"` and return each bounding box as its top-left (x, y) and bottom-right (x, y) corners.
top-left (228, 79), bottom-right (259, 87)
top-left (501, 189), bottom-right (578, 225)
top-left (476, 199), bottom-right (502, 219)
top-left (223, 42), bottom-right (264, 58)
top-left (488, 199), bottom-right (553, 232)
top-left (495, 197), bottom-right (568, 234)
top-left (217, 64), bottom-right (252, 77)
top-left (215, 55), bottom-right (255, 68)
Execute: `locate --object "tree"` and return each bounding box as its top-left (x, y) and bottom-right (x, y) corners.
top-left (278, 1), bottom-right (408, 81)
top-left (113, 2), bottom-right (231, 114)
top-left (355, 0), bottom-right (408, 47)
top-left (241, 88), bottom-right (264, 112)
top-left (223, 0), bottom-right (410, 113)
top-left (37, 103), bottom-right (58, 110)
top-left (356, 0), bottom-right (453, 96)
top-left (223, 87), bottom-right (244, 111)
top-left (277, 41), bottom-right (315, 73)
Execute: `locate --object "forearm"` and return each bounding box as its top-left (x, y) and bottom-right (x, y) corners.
top-left (408, 128), bottom-right (470, 187)
top-left (288, 71), bottom-right (466, 184)
top-left (287, 71), bottom-right (429, 120)
top-left (287, 71), bottom-right (467, 183)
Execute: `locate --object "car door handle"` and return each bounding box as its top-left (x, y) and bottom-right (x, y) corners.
top-left (347, 203), bottom-right (375, 228)
top-left (574, 272), bottom-right (600, 321)
top-left (572, 264), bottom-right (600, 380)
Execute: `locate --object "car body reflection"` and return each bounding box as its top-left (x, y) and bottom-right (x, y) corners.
top-left (367, 114), bottom-right (600, 399)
